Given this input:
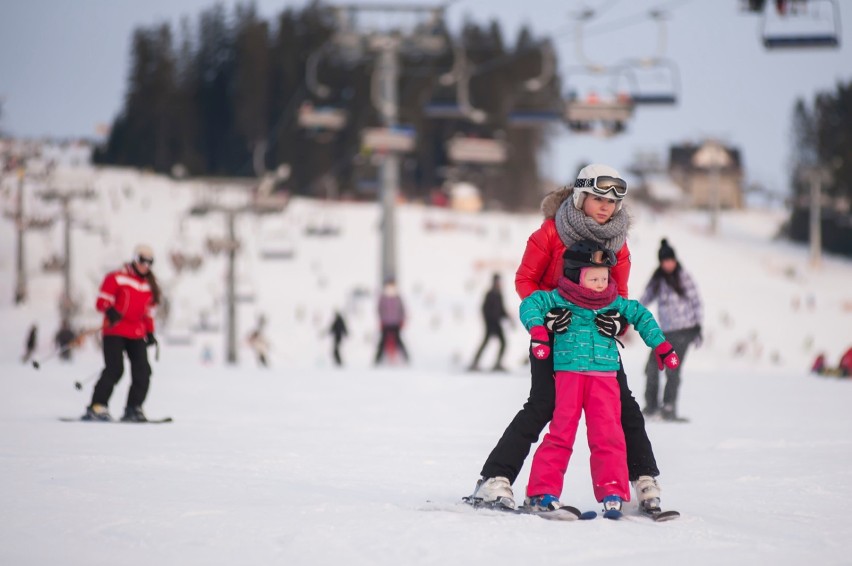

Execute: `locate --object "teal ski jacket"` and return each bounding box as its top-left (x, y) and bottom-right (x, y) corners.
top-left (520, 290), bottom-right (667, 372)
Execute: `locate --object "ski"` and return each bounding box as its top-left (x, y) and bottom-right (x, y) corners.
top-left (59, 416), bottom-right (173, 424)
top-left (462, 496), bottom-right (596, 521)
top-left (638, 507), bottom-right (681, 522)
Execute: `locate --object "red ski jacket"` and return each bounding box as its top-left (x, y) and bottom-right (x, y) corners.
top-left (514, 218), bottom-right (632, 300)
top-left (96, 264), bottom-right (155, 339)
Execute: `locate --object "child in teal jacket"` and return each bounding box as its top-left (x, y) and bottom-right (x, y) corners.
top-left (520, 240), bottom-right (679, 514)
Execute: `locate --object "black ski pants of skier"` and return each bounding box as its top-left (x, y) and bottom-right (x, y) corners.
top-left (480, 335), bottom-right (660, 484)
top-left (374, 325), bottom-right (408, 364)
top-left (470, 322), bottom-right (506, 370)
top-left (91, 335), bottom-right (152, 410)
top-left (644, 326), bottom-right (700, 413)
top-left (332, 337), bottom-right (344, 366)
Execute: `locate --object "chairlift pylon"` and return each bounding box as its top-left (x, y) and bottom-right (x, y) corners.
top-left (760, 0), bottom-right (841, 49)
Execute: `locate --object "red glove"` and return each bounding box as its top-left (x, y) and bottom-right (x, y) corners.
top-left (655, 341), bottom-right (680, 370)
top-left (530, 325), bottom-right (551, 360)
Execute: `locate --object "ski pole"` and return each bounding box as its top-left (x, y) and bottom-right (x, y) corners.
top-left (74, 370), bottom-right (101, 391)
top-left (32, 326), bottom-right (101, 370)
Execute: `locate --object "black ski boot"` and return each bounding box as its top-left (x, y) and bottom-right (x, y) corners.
top-left (121, 406), bottom-right (148, 423)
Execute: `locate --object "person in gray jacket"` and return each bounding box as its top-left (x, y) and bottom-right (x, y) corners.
top-left (639, 239), bottom-right (703, 421)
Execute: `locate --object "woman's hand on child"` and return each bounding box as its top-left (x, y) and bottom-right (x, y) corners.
top-left (594, 310), bottom-right (627, 338)
top-left (545, 308), bottom-right (572, 334)
top-left (530, 325), bottom-right (551, 360)
top-left (654, 341), bottom-right (680, 370)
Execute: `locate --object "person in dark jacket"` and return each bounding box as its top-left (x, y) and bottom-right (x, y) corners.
top-left (55, 319), bottom-right (77, 361)
top-left (469, 273), bottom-right (510, 372)
top-left (21, 324), bottom-right (38, 364)
top-left (85, 244), bottom-right (161, 422)
top-left (329, 311), bottom-right (348, 366)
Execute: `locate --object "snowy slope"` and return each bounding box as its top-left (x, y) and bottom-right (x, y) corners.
top-left (1, 161), bottom-right (852, 566)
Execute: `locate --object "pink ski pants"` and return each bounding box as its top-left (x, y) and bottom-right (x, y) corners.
top-left (526, 371), bottom-right (630, 502)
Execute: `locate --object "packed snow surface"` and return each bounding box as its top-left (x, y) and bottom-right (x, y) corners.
top-left (1, 163), bottom-right (851, 565)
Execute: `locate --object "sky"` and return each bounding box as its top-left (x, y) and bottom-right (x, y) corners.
top-left (1, 0), bottom-right (851, 194)
top-left (2, 150), bottom-right (852, 565)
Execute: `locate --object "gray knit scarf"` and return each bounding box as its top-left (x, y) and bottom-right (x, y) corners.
top-left (554, 198), bottom-right (629, 253)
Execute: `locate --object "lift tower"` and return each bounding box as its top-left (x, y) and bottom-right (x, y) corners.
top-left (315, 3), bottom-right (447, 284)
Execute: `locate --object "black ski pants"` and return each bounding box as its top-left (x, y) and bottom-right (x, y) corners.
top-left (375, 325), bottom-right (408, 364)
top-left (470, 322), bottom-right (506, 369)
top-left (332, 338), bottom-right (343, 366)
top-left (644, 326), bottom-right (700, 412)
top-left (480, 338), bottom-right (659, 484)
top-left (91, 335), bottom-right (152, 410)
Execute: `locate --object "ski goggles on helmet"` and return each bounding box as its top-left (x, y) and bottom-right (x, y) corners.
top-left (574, 175), bottom-right (628, 199)
top-left (562, 247), bottom-right (617, 268)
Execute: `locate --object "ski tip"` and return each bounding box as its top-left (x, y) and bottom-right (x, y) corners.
top-left (652, 510), bottom-right (681, 522)
top-left (579, 510), bottom-right (598, 520)
top-left (603, 509), bottom-right (623, 520)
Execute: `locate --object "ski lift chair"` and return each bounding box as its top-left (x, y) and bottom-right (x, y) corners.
top-left (761, 0), bottom-right (841, 48)
top-left (297, 102), bottom-right (348, 132)
top-left (423, 39), bottom-right (487, 124)
top-left (616, 59), bottom-right (680, 106)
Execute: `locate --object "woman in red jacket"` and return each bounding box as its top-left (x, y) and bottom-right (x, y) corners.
top-left (84, 244), bottom-right (161, 422)
top-left (471, 164), bottom-right (665, 515)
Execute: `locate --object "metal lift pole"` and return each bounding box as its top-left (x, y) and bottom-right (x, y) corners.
top-left (377, 38), bottom-right (401, 284)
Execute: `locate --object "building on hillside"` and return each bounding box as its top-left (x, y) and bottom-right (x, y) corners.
top-left (668, 141), bottom-right (745, 209)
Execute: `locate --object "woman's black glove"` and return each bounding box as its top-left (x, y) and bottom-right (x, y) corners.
top-left (544, 308), bottom-right (572, 334)
top-left (594, 310), bottom-right (628, 338)
top-left (105, 307), bottom-right (122, 325)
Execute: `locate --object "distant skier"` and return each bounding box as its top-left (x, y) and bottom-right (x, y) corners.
top-left (639, 239), bottom-right (703, 421)
top-left (247, 315), bottom-right (270, 368)
top-left (21, 324), bottom-right (38, 364)
top-left (811, 353), bottom-right (827, 375)
top-left (54, 319), bottom-right (77, 361)
top-left (468, 273), bottom-right (510, 372)
top-left (329, 311), bottom-right (348, 367)
top-left (839, 346), bottom-right (852, 378)
top-left (84, 244), bottom-right (161, 422)
top-left (375, 278), bottom-right (409, 365)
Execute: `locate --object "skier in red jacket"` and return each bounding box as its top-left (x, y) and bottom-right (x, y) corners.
top-left (839, 347), bottom-right (852, 378)
top-left (471, 164), bottom-right (666, 516)
top-left (84, 244), bottom-right (162, 422)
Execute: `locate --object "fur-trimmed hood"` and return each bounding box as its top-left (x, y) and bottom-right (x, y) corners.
top-left (540, 187), bottom-right (573, 219)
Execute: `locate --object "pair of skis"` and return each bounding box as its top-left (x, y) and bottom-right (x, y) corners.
top-left (462, 496), bottom-right (595, 521)
top-left (462, 496), bottom-right (679, 522)
top-left (59, 416), bottom-right (173, 424)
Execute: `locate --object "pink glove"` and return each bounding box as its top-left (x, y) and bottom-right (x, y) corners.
top-left (654, 341), bottom-right (680, 370)
top-left (530, 325), bottom-right (551, 360)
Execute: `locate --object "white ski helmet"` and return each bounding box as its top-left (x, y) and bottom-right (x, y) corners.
top-left (571, 163), bottom-right (627, 213)
top-left (133, 244), bottom-right (154, 264)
